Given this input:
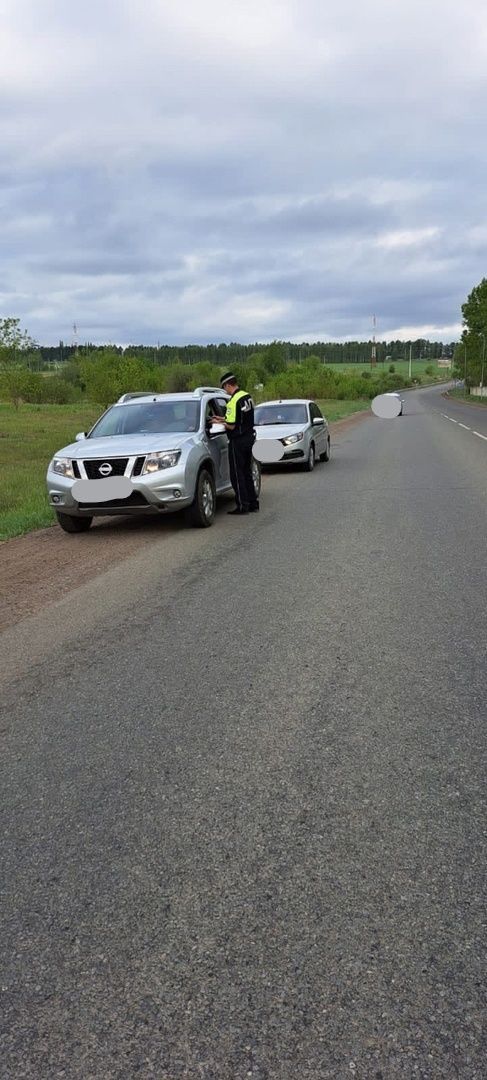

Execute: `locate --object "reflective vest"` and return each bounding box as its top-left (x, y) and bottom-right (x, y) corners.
top-left (225, 389), bottom-right (250, 426)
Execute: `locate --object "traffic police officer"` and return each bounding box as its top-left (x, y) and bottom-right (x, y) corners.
top-left (213, 372), bottom-right (259, 514)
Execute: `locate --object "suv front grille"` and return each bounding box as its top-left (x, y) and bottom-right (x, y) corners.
top-left (83, 458), bottom-right (129, 479)
top-left (132, 456), bottom-right (146, 477)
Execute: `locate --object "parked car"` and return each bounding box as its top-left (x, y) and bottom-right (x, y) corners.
top-left (46, 387), bottom-right (261, 532)
top-left (385, 391), bottom-right (405, 415)
top-left (254, 399), bottom-right (330, 471)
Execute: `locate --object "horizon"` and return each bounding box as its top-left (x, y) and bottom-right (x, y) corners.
top-left (1, 1), bottom-right (485, 346)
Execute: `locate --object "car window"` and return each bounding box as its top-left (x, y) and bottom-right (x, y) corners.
top-left (88, 401), bottom-right (200, 437)
top-left (309, 402), bottom-right (323, 421)
top-left (254, 404), bottom-right (308, 425)
top-left (207, 397), bottom-right (227, 420)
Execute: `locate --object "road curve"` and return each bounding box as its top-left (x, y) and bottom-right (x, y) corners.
top-left (1, 385), bottom-right (486, 1079)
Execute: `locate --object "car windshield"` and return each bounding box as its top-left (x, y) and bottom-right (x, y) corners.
top-left (88, 401), bottom-right (200, 437)
top-left (254, 404), bottom-right (308, 426)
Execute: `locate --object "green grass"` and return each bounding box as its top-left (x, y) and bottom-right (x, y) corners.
top-left (324, 359), bottom-right (451, 381)
top-left (316, 399), bottom-right (371, 421)
top-left (447, 388), bottom-right (487, 405)
top-left (0, 403), bottom-right (101, 540)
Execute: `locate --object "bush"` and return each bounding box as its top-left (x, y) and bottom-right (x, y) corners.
top-left (79, 352), bottom-right (165, 404)
top-left (0, 369), bottom-right (41, 407)
top-left (388, 363), bottom-right (395, 373)
top-left (425, 364), bottom-right (434, 375)
top-left (188, 361), bottom-right (222, 388)
top-left (162, 365), bottom-right (192, 393)
top-left (0, 354), bottom-right (420, 411)
top-left (0, 369), bottom-right (81, 406)
top-left (39, 376), bottom-right (80, 404)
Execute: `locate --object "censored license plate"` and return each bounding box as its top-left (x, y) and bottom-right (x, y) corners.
top-left (71, 477), bottom-right (133, 503)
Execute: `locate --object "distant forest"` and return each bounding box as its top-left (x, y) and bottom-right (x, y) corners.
top-left (38, 338), bottom-right (455, 366)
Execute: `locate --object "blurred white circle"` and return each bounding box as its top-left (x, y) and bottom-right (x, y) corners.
top-left (252, 439), bottom-right (285, 464)
top-left (371, 394), bottom-right (401, 419)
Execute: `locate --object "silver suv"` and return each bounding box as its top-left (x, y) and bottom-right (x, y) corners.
top-left (46, 387), bottom-right (262, 532)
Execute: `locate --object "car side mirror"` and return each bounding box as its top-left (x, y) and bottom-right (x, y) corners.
top-left (75, 431), bottom-right (87, 441)
top-left (312, 417), bottom-right (324, 425)
top-left (209, 421), bottom-right (226, 435)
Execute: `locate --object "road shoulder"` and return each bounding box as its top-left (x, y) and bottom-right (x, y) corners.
top-left (0, 411), bottom-right (371, 634)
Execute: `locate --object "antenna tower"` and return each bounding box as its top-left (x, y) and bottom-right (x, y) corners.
top-left (371, 314), bottom-right (377, 367)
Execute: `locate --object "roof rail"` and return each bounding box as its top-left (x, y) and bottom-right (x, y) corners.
top-left (117, 391), bottom-right (158, 404)
top-left (192, 386), bottom-right (226, 396)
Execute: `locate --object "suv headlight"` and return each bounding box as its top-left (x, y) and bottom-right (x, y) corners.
top-left (282, 432), bottom-right (304, 446)
top-left (142, 450), bottom-right (181, 474)
top-left (50, 457), bottom-right (75, 478)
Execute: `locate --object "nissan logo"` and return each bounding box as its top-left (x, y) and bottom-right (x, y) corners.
top-left (99, 462), bottom-right (112, 476)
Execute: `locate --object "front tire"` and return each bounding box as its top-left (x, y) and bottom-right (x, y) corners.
top-left (56, 512), bottom-right (92, 533)
top-left (305, 442), bottom-right (315, 471)
top-left (320, 437), bottom-right (331, 462)
top-left (187, 468), bottom-right (216, 527)
top-left (251, 456), bottom-right (262, 499)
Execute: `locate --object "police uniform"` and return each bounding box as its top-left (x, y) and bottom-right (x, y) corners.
top-left (221, 374), bottom-right (259, 514)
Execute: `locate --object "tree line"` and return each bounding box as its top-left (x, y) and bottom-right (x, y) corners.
top-left (0, 346), bottom-right (430, 409)
top-left (33, 337), bottom-right (453, 367)
top-left (0, 313), bottom-right (461, 409)
top-left (453, 277), bottom-right (487, 388)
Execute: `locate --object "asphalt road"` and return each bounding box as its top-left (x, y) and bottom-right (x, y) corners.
top-left (431, 387), bottom-right (487, 438)
top-left (1, 385), bottom-right (486, 1079)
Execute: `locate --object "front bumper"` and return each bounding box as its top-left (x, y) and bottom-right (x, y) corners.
top-left (46, 463), bottom-right (194, 516)
top-left (281, 447), bottom-right (305, 460)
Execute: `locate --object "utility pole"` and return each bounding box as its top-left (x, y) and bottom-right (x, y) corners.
top-left (371, 314), bottom-right (377, 368)
top-left (408, 342), bottom-right (412, 380)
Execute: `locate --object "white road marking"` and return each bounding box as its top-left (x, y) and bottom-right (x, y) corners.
top-left (441, 414), bottom-right (487, 443)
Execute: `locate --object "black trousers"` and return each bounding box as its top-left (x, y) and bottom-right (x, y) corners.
top-left (228, 434), bottom-right (258, 510)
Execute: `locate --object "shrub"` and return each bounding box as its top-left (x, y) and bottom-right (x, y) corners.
top-left (0, 369), bottom-right (82, 406)
top-left (388, 363), bottom-right (395, 373)
top-left (162, 364), bottom-right (192, 393)
top-left (38, 376), bottom-right (80, 404)
top-left (0, 369), bottom-right (41, 407)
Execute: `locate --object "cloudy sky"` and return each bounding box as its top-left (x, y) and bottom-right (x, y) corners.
top-left (1, 0), bottom-right (486, 346)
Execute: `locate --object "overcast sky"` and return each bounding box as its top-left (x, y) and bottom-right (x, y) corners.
top-left (1, 0), bottom-right (486, 346)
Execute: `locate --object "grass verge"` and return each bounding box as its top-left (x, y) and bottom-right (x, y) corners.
top-left (316, 399), bottom-right (370, 422)
top-left (324, 360), bottom-right (451, 382)
top-left (446, 389), bottom-right (487, 406)
top-left (0, 403), bottom-right (101, 540)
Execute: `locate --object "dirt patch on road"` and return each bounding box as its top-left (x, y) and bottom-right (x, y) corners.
top-left (0, 411), bottom-right (371, 633)
top-left (0, 518), bottom-right (171, 632)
